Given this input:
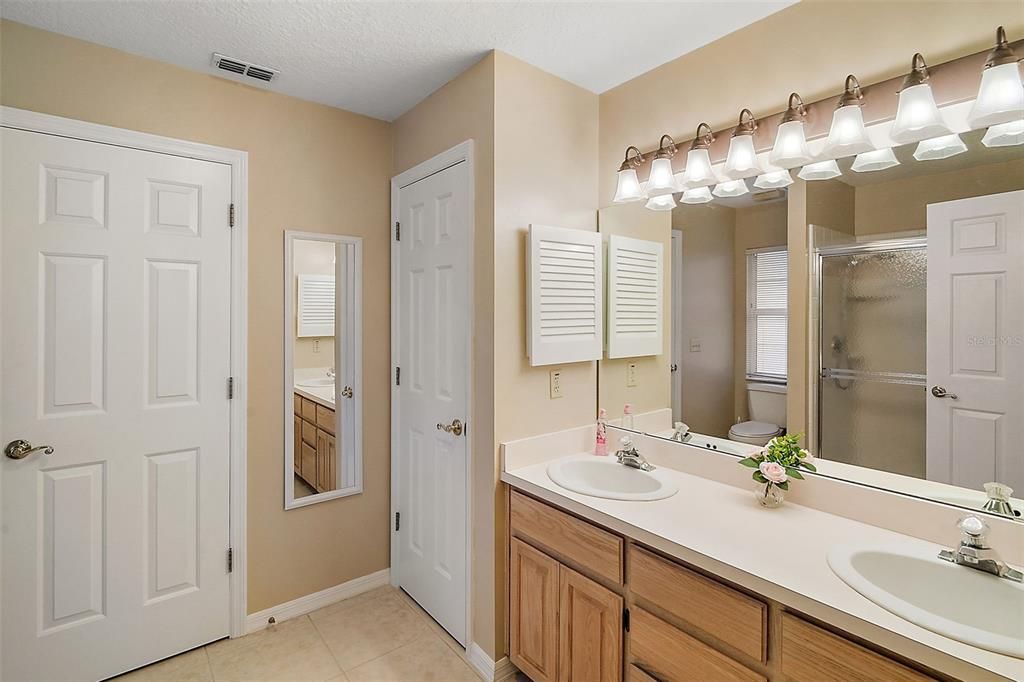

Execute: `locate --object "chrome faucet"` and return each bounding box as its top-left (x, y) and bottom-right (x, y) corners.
top-left (938, 516), bottom-right (1023, 583)
top-left (615, 436), bottom-right (655, 472)
top-left (670, 421), bottom-right (692, 443)
top-left (326, 367), bottom-right (336, 379)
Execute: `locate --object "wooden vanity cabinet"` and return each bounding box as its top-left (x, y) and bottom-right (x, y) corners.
top-left (294, 393), bottom-right (337, 492)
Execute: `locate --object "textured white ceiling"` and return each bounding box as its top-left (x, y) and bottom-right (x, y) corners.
top-left (2, 1), bottom-right (795, 121)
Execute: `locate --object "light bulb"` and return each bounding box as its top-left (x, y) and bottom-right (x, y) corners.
top-left (682, 148), bottom-right (716, 187)
top-left (647, 157), bottom-right (678, 197)
top-left (982, 119), bottom-right (1024, 147)
top-left (797, 160), bottom-right (842, 181)
top-left (753, 170), bottom-right (793, 189)
top-left (613, 167), bottom-right (645, 203)
top-left (770, 120), bottom-right (811, 168)
top-left (712, 179), bottom-right (749, 198)
top-left (645, 193), bottom-right (677, 211)
top-left (724, 134), bottom-right (760, 179)
top-left (851, 148), bottom-right (900, 173)
top-left (891, 83), bottom-right (951, 144)
top-left (968, 28), bottom-right (1024, 129)
top-left (822, 105), bottom-right (874, 157)
top-left (913, 134), bottom-right (967, 161)
top-left (681, 187), bottom-right (713, 204)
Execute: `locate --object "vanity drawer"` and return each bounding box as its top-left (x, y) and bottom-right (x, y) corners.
top-left (629, 546), bottom-right (767, 663)
top-left (629, 608), bottom-right (765, 682)
top-left (316, 404), bottom-right (335, 435)
top-left (301, 419), bottom-right (318, 446)
top-left (510, 491), bottom-right (623, 584)
top-left (294, 393), bottom-right (301, 414)
top-left (780, 613), bottom-right (934, 682)
top-left (300, 397), bottom-right (317, 422)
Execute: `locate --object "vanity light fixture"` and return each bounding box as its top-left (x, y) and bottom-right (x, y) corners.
top-left (968, 27), bottom-right (1024, 130)
top-left (647, 135), bottom-right (680, 197)
top-left (982, 118), bottom-right (1024, 147)
top-left (851, 147), bottom-right (900, 172)
top-left (712, 179), bottom-right (750, 198)
top-left (681, 186), bottom-right (713, 204)
top-left (770, 93), bottom-right (812, 168)
top-left (681, 123), bottom-right (718, 187)
top-left (822, 76), bottom-right (875, 158)
top-left (753, 169), bottom-right (794, 189)
top-left (890, 54), bottom-right (952, 145)
top-left (797, 159), bottom-right (842, 181)
top-left (645, 193), bottom-right (677, 211)
top-left (913, 133), bottom-right (968, 160)
top-left (613, 145), bottom-right (646, 203)
top-left (723, 109), bottom-right (762, 179)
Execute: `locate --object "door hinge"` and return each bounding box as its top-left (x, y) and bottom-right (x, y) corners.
top-left (229, 203), bottom-right (235, 228)
top-left (395, 221), bottom-right (400, 241)
top-left (395, 367), bottom-right (401, 386)
top-left (623, 607), bottom-right (630, 632)
top-left (227, 547), bottom-right (234, 573)
top-left (395, 511), bottom-right (401, 531)
top-left (227, 377), bottom-right (234, 399)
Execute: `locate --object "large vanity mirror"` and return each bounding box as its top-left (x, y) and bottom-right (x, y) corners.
top-left (284, 232), bottom-right (363, 509)
top-left (598, 130), bottom-right (1024, 521)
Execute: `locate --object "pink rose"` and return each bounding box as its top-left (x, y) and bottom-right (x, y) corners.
top-left (759, 461), bottom-right (788, 484)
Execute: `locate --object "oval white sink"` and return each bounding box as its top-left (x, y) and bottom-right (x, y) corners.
top-left (297, 377), bottom-right (334, 387)
top-left (547, 456), bottom-right (678, 501)
top-left (828, 544), bottom-right (1024, 658)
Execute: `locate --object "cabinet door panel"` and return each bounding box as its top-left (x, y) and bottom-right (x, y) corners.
top-left (559, 564), bottom-right (622, 682)
top-left (293, 415), bottom-right (302, 473)
top-left (510, 538), bottom-right (559, 682)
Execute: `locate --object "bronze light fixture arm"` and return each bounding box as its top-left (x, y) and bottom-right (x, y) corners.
top-left (732, 108), bottom-right (758, 137)
top-left (780, 93), bottom-right (807, 124)
top-left (618, 145), bottom-right (645, 172)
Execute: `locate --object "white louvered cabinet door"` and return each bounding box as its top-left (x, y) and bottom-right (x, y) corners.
top-left (297, 274), bottom-right (335, 337)
top-left (607, 234), bottom-right (663, 358)
top-left (527, 224), bottom-right (604, 366)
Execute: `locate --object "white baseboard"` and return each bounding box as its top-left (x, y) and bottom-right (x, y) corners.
top-left (244, 568), bottom-right (390, 634)
top-left (467, 643), bottom-right (518, 681)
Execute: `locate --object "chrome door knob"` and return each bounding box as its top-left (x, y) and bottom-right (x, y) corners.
top-left (5, 439), bottom-right (54, 460)
top-left (931, 385), bottom-right (958, 399)
top-left (341, 386), bottom-right (354, 399)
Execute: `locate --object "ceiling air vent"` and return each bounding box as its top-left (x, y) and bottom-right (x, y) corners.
top-left (211, 53), bottom-right (279, 85)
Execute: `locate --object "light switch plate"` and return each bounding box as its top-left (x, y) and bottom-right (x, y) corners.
top-left (313, 338), bottom-right (320, 353)
top-left (549, 369), bottom-right (563, 398)
top-left (626, 362), bottom-right (638, 388)
top-left (689, 338), bottom-right (702, 353)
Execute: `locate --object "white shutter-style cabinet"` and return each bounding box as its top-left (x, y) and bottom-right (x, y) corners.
top-left (527, 224), bottom-right (604, 366)
top-left (606, 234), bottom-right (663, 358)
top-left (297, 274), bottom-right (335, 337)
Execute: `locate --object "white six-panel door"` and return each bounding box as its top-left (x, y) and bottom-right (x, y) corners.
top-left (1, 128), bottom-right (233, 681)
top-left (394, 160), bottom-right (470, 646)
top-left (926, 190), bottom-right (1024, 493)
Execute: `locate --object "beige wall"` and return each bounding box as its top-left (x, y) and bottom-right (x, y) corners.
top-left (293, 239), bottom-right (337, 370)
top-left (597, 1), bottom-right (1024, 206)
top-left (1, 20), bottom-right (394, 613)
top-left (598, 203), bottom-right (672, 417)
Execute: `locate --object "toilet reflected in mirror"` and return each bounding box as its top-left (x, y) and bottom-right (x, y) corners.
top-left (729, 382), bottom-right (787, 446)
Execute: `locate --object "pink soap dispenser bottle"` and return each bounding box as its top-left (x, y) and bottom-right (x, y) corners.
top-left (595, 408), bottom-right (608, 456)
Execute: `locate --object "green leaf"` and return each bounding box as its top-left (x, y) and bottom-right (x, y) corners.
top-left (738, 457), bottom-right (760, 468)
top-left (776, 481), bottom-right (790, 491)
top-left (786, 468), bottom-right (805, 480)
top-left (753, 471), bottom-right (767, 484)
top-left (801, 461), bottom-right (817, 473)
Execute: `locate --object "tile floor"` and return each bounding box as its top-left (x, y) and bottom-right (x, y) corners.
top-left (117, 586), bottom-right (484, 682)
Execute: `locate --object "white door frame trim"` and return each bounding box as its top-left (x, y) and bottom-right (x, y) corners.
top-left (0, 106), bottom-right (250, 639)
top-left (389, 140), bottom-right (475, 649)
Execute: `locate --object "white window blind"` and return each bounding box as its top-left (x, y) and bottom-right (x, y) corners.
top-left (297, 274), bottom-right (335, 337)
top-left (746, 248), bottom-right (788, 381)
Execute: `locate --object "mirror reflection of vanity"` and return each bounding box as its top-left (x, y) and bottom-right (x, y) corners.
top-left (284, 232), bottom-right (363, 508)
top-left (598, 131), bottom-right (1024, 521)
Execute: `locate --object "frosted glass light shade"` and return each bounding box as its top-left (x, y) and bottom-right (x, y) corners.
top-left (645, 193), bottom-right (677, 211)
top-left (968, 62), bottom-right (1024, 129)
top-left (753, 170), bottom-right (793, 189)
top-left (712, 179), bottom-right (749, 198)
top-left (613, 168), bottom-right (645, 203)
top-left (913, 134), bottom-right (967, 161)
top-left (770, 120), bottom-right (812, 168)
top-left (822, 106), bottom-right (874, 157)
top-left (682, 148), bottom-right (717, 187)
top-left (646, 157), bottom-right (678, 197)
top-left (723, 134), bottom-right (761, 179)
top-left (797, 159), bottom-right (842, 181)
top-left (982, 119), bottom-right (1024, 147)
top-left (890, 84), bottom-right (951, 144)
top-left (851, 148), bottom-right (900, 173)
top-left (681, 187), bottom-right (713, 204)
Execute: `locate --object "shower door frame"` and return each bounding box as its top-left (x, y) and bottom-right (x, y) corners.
top-left (811, 235), bottom-right (927, 458)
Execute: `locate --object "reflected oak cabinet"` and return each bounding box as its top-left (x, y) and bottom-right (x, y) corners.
top-left (507, 490), bottom-right (945, 682)
top-left (294, 393), bottom-right (336, 493)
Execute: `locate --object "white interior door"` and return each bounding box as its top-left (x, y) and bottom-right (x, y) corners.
top-left (926, 190), bottom-right (1024, 493)
top-left (394, 161), bottom-right (470, 646)
top-left (671, 230), bottom-right (683, 422)
top-left (1, 128), bottom-right (233, 681)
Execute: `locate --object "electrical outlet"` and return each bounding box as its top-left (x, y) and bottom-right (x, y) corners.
top-left (549, 370), bottom-right (563, 398)
top-left (313, 339), bottom-right (320, 353)
top-left (626, 363), bottom-right (638, 388)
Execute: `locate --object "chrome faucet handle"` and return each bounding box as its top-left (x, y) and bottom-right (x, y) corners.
top-left (958, 516), bottom-right (989, 547)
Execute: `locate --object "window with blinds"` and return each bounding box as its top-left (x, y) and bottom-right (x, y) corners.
top-left (746, 248), bottom-right (788, 381)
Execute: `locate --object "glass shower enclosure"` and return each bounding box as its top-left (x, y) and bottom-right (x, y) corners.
top-left (815, 238), bottom-right (927, 477)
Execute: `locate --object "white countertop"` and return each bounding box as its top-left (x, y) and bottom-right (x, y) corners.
top-left (501, 452), bottom-right (1024, 682)
top-left (294, 384), bottom-right (334, 408)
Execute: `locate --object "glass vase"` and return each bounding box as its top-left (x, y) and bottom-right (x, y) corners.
top-left (755, 483), bottom-right (785, 508)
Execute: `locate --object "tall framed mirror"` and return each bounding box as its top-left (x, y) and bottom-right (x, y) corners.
top-left (283, 231), bottom-right (363, 509)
